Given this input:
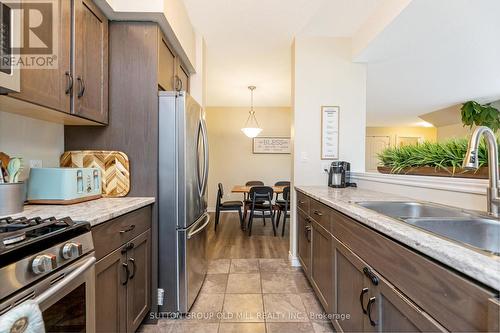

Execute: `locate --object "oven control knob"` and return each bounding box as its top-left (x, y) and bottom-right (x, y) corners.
top-left (32, 254), bottom-right (57, 275)
top-left (62, 242), bottom-right (83, 260)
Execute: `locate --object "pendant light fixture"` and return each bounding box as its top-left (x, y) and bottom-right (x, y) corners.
top-left (241, 86), bottom-right (263, 138)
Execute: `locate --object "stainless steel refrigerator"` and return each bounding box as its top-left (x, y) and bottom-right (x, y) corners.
top-left (158, 91), bottom-right (209, 314)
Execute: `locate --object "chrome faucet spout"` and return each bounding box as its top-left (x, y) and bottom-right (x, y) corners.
top-left (463, 126), bottom-right (499, 217)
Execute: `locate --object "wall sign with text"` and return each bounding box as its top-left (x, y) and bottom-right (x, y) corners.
top-left (321, 106), bottom-right (339, 159)
top-left (253, 137), bottom-right (291, 154)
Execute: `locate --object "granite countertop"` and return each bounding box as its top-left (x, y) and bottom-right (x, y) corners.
top-left (295, 185), bottom-right (500, 290)
top-left (1, 197), bottom-right (155, 227)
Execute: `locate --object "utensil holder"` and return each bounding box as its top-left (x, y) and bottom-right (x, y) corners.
top-left (0, 182), bottom-right (25, 215)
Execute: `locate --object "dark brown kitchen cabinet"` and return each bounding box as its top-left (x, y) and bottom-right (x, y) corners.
top-left (310, 220), bottom-right (333, 313)
top-left (10, 0), bottom-right (72, 113)
top-left (176, 61), bottom-right (190, 92)
top-left (7, 0), bottom-right (108, 125)
top-left (73, 0), bottom-right (109, 123)
top-left (95, 246), bottom-right (127, 333)
top-left (333, 239), bottom-right (445, 333)
top-left (333, 239), bottom-right (366, 333)
top-left (296, 190), bottom-right (498, 333)
top-left (126, 230), bottom-right (152, 333)
top-left (93, 206), bottom-right (152, 333)
top-left (297, 209), bottom-right (311, 276)
top-left (157, 30), bottom-right (190, 93)
top-left (158, 34), bottom-right (176, 91)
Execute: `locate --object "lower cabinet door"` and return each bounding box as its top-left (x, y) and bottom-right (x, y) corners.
top-left (126, 230), bottom-right (152, 333)
top-left (95, 247), bottom-right (127, 333)
top-left (297, 209), bottom-right (312, 276)
top-left (367, 274), bottom-right (448, 333)
top-left (310, 221), bottom-right (333, 313)
top-left (333, 239), bottom-right (368, 333)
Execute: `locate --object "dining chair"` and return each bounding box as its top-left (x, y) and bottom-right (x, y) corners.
top-left (247, 186), bottom-right (276, 237)
top-left (243, 180), bottom-right (265, 222)
top-left (275, 186), bottom-right (290, 237)
top-left (274, 181), bottom-right (290, 201)
top-left (215, 183), bottom-right (244, 231)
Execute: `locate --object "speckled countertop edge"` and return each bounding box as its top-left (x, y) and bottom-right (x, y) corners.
top-left (295, 185), bottom-right (500, 291)
top-left (1, 197), bottom-right (155, 227)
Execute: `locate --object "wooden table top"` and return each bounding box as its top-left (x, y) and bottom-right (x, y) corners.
top-left (231, 185), bottom-right (286, 193)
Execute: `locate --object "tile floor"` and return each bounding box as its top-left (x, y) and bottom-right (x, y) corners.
top-left (139, 258), bottom-right (335, 333)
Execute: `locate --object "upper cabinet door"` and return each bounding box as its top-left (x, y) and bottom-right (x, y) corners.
top-left (176, 62), bottom-right (189, 93)
top-left (73, 0), bottom-right (108, 124)
top-left (10, 0), bottom-right (71, 113)
top-left (158, 33), bottom-right (175, 91)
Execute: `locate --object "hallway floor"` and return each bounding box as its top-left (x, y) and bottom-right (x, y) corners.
top-left (140, 213), bottom-right (334, 333)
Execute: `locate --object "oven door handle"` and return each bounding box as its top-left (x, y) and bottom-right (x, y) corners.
top-left (34, 256), bottom-right (96, 305)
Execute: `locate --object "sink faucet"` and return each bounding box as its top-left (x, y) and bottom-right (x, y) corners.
top-left (463, 126), bottom-right (500, 217)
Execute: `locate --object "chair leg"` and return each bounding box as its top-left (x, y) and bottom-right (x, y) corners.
top-left (247, 210), bottom-right (254, 236)
top-left (269, 207), bottom-right (276, 237)
top-left (282, 213), bottom-right (287, 237)
top-left (262, 214), bottom-right (266, 226)
top-left (276, 210), bottom-right (282, 228)
top-left (238, 208), bottom-right (244, 230)
top-left (214, 207), bottom-right (220, 231)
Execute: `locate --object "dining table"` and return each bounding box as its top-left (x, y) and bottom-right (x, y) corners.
top-left (231, 185), bottom-right (286, 194)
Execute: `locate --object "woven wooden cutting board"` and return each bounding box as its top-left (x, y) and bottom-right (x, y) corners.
top-left (60, 150), bottom-right (130, 197)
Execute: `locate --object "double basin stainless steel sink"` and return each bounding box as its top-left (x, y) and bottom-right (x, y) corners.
top-left (356, 201), bottom-right (500, 255)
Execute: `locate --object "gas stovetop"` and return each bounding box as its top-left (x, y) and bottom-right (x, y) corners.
top-left (0, 215), bottom-right (94, 301)
top-left (0, 216), bottom-right (91, 265)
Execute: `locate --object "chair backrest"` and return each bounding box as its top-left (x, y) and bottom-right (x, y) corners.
top-left (282, 186), bottom-right (290, 201)
top-left (274, 181), bottom-right (290, 187)
top-left (216, 183), bottom-right (223, 206)
top-left (248, 186), bottom-right (274, 203)
top-left (245, 180), bottom-right (264, 186)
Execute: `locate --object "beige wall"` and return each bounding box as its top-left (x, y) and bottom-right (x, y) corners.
top-left (206, 107), bottom-right (292, 210)
top-left (0, 112), bottom-right (64, 180)
top-left (366, 126), bottom-right (437, 145)
top-left (436, 123), bottom-right (471, 141)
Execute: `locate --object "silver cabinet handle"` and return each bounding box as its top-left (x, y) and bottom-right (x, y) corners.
top-left (65, 71), bottom-right (73, 95)
top-left (76, 76), bottom-right (85, 98)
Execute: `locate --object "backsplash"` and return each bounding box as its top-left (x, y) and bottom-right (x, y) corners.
top-left (0, 111), bottom-right (64, 180)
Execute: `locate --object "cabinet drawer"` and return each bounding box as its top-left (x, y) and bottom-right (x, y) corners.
top-left (310, 199), bottom-right (331, 233)
top-left (296, 191), bottom-right (310, 214)
top-left (92, 206), bottom-right (152, 260)
top-left (331, 209), bottom-right (495, 332)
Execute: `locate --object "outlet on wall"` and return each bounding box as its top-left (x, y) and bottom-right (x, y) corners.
top-left (29, 160), bottom-right (43, 168)
top-left (321, 161), bottom-right (331, 173)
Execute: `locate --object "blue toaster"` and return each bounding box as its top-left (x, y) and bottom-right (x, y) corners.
top-left (27, 168), bottom-right (102, 204)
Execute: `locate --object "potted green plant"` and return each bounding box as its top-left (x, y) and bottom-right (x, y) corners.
top-left (376, 101), bottom-right (499, 178)
top-left (461, 101), bottom-right (500, 132)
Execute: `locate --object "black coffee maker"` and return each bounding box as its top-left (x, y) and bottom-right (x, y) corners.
top-left (327, 161), bottom-right (356, 188)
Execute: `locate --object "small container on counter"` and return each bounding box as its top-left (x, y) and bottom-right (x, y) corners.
top-left (0, 182), bottom-right (25, 215)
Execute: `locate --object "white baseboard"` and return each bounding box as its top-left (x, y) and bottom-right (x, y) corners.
top-left (289, 251), bottom-right (301, 267)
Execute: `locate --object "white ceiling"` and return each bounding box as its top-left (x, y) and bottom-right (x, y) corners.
top-left (360, 0), bottom-right (500, 127)
top-left (182, 0), bottom-right (379, 107)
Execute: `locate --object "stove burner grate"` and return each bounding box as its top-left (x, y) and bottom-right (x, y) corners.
top-left (0, 216), bottom-right (75, 247)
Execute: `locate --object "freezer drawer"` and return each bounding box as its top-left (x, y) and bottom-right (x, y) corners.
top-left (178, 212), bottom-right (209, 313)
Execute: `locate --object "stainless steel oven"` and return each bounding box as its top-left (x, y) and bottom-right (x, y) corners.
top-left (0, 254), bottom-right (96, 332)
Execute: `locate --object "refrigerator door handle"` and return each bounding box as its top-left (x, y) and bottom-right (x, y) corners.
top-left (187, 213), bottom-right (210, 239)
top-left (200, 118), bottom-right (209, 196)
top-left (196, 120), bottom-right (204, 197)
